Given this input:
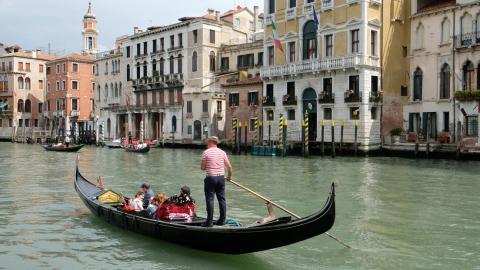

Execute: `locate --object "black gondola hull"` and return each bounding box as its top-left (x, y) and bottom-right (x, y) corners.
top-left (75, 168), bottom-right (335, 254)
top-left (43, 144), bottom-right (84, 152)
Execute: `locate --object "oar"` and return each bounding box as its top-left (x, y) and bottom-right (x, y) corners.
top-left (228, 179), bottom-right (352, 249)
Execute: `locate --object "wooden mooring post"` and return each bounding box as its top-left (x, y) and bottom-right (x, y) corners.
top-left (331, 120), bottom-right (336, 158)
top-left (321, 120), bottom-right (325, 157)
top-left (354, 120), bottom-right (358, 156)
top-left (340, 120), bottom-right (344, 155)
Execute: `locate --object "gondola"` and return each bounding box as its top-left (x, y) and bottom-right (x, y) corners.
top-left (74, 166), bottom-right (336, 254)
top-left (42, 144), bottom-right (84, 152)
top-left (123, 143), bottom-right (150, 153)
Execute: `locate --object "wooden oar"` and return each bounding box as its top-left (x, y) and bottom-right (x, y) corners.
top-left (228, 178), bottom-right (352, 249)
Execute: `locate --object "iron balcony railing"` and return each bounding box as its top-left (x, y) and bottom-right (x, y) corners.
top-left (282, 95), bottom-right (297, 106)
top-left (369, 91), bottom-right (382, 103)
top-left (455, 32), bottom-right (480, 48)
top-left (263, 96), bottom-right (275, 107)
top-left (319, 92), bottom-right (335, 104)
top-left (344, 91), bottom-right (362, 103)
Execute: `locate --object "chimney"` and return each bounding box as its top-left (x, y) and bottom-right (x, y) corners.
top-left (208, 8), bottom-right (215, 16)
top-left (134, 26), bottom-right (139, 34)
top-left (254, 6), bottom-right (259, 32)
top-left (32, 51), bottom-right (37, 59)
top-left (215, 11), bottom-right (220, 21)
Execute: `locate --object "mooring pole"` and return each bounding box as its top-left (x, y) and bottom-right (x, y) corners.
top-left (232, 117), bottom-right (237, 154)
top-left (332, 120), bottom-right (336, 158)
top-left (244, 121), bottom-right (248, 155)
top-left (282, 118), bottom-right (287, 157)
top-left (354, 120), bottom-right (358, 156)
top-left (238, 121), bottom-right (242, 155)
top-left (340, 120), bottom-right (344, 155)
top-left (304, 111), bottom-right (309, 158)
top-left (321, 120), bottom-right (325, 157)
top-left (426, 114), bottom-right (431, 159)
top-left (268, 121), bottom-right (271, 146)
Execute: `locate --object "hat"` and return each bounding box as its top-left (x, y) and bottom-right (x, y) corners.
top-left (206, 136), bottom-right (220, 144)
top-left (181, 185), bottom-right (191, 195)
top-left (140, 183), bottom-right (150, 189)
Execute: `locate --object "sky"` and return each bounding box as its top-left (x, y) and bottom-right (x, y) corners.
top-left (0, 0), bottom-right (263, 54)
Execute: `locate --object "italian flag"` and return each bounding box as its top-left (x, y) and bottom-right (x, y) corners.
top-left (272, 19), bottom-right (284, 53)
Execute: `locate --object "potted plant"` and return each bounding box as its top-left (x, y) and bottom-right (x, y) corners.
top-left (390, 128), bottom-right (404, 144)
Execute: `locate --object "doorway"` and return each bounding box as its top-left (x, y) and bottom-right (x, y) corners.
top-left (302, 88), bottom-right (317, 141)
top-left (194, 120), bottom-right (202, 141)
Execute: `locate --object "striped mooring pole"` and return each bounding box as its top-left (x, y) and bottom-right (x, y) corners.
top-left (278, 114), bottom-right (284, 149)
top-left (304, 111), bottom-right (309, 158)
top-left (258, 119), bottom-right (263, 145)
top-left (140, 120), bottom-right (144, 143)
top-left (101, 121), bottom-right (105, 143)
top-left (253, 115), bottom-right (259, 146)
top-left (232, 117), bottom-right (237, 153)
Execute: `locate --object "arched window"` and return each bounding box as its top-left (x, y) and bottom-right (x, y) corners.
top-left (441, 18), bottom-right (450, 44)
top-left (110, 83), bottom-right (114, 98)
top-left (143, 61), bottom-right (148, 77)
top-left (209, 51), bottom-right (215, 72)
top-left (413, 67), bottom-right (423, 101)
top-left (415, 23), bottom-right (425, 49)
top-left (136, 62), bottom-right (141, 79)
top-left (105, 84), bottom-right (108, 97)
top-left (172, 115), bottom-right (177, 132)
top-left (192, 52), bottom-right (198, 72)
top-left (17, 99), bottom-right (24, 112)
top-left (303, 20), bottom-right (317, 60)
top-left (169, 56), bottom-right (174, 74)
top-left (111, 60), bottom-right (115, 73)
top-left (25, 99), bottom-right (31, 113)
top-left (25, 78), bottom-right (31, 90)
top-left (105, 62), bottom-right (109, 73)
top-left (462, 60), bottom-right (474, 90)
top-left (114, 83), bottom-right (118, 97)
top-left (440, 64), bottom-right (450, 99)
top-left (17, 77), bottom-right (24, 89)
top-left (160, 58), bottom-right (165, 75)
top-left (119, 82), bottom-right (122, 97)
top-left (476, 14), bottom-right (480, 40)
top-left (461, 13), bottom-right (473, 46)
top-left (178, 54), bottom-right (183, 74)
top-left (126, 64), bottom-right (131, 81)
top-left (97, 85), bottom-right (101, 101)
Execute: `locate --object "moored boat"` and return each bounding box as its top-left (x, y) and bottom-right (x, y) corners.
top-left (74, 165), bottom-right (336, 254)
top-left (42, 144), bottom-right (84, 152)
top-left (123, 143), bottom-right (150, 153)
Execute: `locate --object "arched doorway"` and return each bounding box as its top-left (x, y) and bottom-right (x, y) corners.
top-left (302, 88), bottom-right (317, 141)
top-left (194, 120), bottom-right (202, 141)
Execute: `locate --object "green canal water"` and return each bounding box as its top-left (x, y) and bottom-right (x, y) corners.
top-left (0, 143), bottom-right (479, 270)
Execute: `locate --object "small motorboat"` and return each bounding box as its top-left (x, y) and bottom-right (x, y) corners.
top-left (105, 139), bottom-right (122, 149)
top-left (123, 143), bottom-right (150, 153)
top-left (42, 144), bottom-right (84, 152)
top-left (74, 165), bottom-right (336, 254)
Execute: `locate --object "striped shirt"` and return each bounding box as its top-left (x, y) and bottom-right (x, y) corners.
top-left (202, 146), bottom-right (229, 176)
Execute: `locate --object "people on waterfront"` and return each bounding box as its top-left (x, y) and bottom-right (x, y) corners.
top-left (65, 135), bottom-right (71, 148)
top-left (146, 192), bottom-right (167, 218)
top-left (200, 136), bottom-right (233, 227)
top-left (141, 183), bottom-right (154, 208)
top-left (129, 191), bottom-right (145, 212)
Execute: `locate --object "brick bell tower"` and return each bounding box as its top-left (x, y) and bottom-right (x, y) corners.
top-left (82, 2), bottom-right (98, 54)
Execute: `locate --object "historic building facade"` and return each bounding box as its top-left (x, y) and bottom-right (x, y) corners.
top-left (406, 0), bottom-right (480, 145)
top-left (44, 54), bottom-right (95, 139)
top-left (261, 0), bottom-right (410, 148)
top-left (0, 47), bottom-right (56, 140)
top-left (219, 39), bottom-right (264, 145)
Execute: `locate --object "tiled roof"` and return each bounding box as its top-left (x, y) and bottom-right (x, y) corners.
top-left (417, 0), bottom-right (456, 14)
top-left (222, 76), bottom-right (262, 87)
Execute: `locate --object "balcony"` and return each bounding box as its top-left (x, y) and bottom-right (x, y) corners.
top-left (263, 96), bottom-right (275, 107)
top-left (319, 92), bottom-right (335, 104)
top-left (455, 32), bottom-right (480, 49)
top-left (282, 95), bottom-right (297, 106)
top-left (134, 53), bottom-right (148, 60)
top-left (346, 0), bottom-right (360, 4)
top-left (261, 55), bottom-right (380, 79)
top-left (285, 8), bottom-right (296, 20)
top-left (265, 14), bottom-right (273, 26)
top-left (322, 0), bottom-right (334, 11)
top-left (167, 45), bottom-right (184, 52)
top-left (71, 110), bottom-right (80, 117)
top-left (370, 0), bottom-right (381, 5)
top-left (344, 91), bottom-right (362, 103)
top-left (455, 90), bottom-right (480, 102)
top-left (0, 109), bottom-right (13, 117)
top-left (186, 112), bottom-right (193, 119)
top-left (369, 92), bottom-right (382, 103)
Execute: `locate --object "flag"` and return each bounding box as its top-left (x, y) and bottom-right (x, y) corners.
top-left (313, 7), bottom-right (319, 33)
top-left (272, 19), bottom-right (284, 53)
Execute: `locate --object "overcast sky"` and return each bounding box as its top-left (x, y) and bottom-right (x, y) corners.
top-left (0, 0), bottom-right (263, 54)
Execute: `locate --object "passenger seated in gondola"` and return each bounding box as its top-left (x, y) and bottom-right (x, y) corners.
top-left (146, 192), bottom-right (167, 218)
top-left (156, 186), bottom-right (196, 222)
top-left (129, 191), bottom-right (145, 212)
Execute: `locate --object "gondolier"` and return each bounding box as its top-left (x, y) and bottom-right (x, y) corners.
top-left (200, 136), bottom-right (233, 227)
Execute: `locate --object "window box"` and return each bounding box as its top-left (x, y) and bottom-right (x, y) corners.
top-left (344, 90), bottom-right (362, 103)
top-left (282, 95), bottom-right (297, 106)
top-left (319, 92), bottom-right (335, 104)
top-left (369, 92), bottom-right (383, 103)
top-left (263, 96), bottom-right (276, 107)
top-left (455, 90), bottom-right (480, 101)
